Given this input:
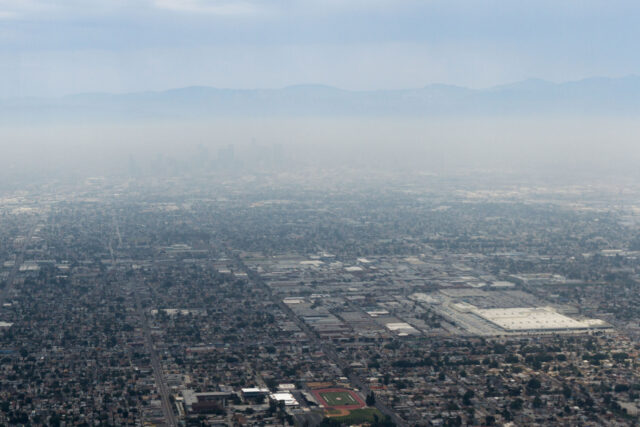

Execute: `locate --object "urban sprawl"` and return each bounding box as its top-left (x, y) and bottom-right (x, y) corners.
top-left (2, 170), bottom-right (640, 426)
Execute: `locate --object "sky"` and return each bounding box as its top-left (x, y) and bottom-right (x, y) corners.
top-left (1, 0), bottom-right (639, 97)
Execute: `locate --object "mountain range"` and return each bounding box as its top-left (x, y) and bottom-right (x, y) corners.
top-left (3, 76), bottom-right (640, 123)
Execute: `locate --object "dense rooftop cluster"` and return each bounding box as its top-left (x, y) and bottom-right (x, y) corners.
top-left (1, 172), bottom-right (640, 425)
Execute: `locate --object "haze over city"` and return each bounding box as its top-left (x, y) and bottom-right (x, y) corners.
top-left (2, 1), bottom-right (640, 427)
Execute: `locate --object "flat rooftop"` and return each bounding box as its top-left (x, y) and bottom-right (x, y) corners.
top-left (474, 307), bottom-right (609, 331)
top-left (270, 392), bottom-right (299, 406)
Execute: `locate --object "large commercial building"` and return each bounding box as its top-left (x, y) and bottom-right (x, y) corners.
top-left (473, 306), bottom-right (609, 332)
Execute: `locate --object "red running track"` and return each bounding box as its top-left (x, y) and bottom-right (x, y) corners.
top-left (311, 388), bottom-right (366, 410)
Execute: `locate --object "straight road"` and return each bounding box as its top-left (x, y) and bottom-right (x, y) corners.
top-left (0, 223), bottom-right (38, 304)
top-left (134, 289), bottom-right (179, 427)
top-left (116, 214), bottom-right (177, 427)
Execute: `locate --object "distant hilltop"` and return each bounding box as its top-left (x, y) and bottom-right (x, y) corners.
top-left (3, 76), bottom-right (640, 123)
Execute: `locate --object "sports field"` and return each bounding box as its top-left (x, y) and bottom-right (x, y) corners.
top-left (320, 391), bottom-right (358, 406)
top-left (312, 388), bottom-right (365, 410)
top-left (330, 408), bottom-right (387, 423)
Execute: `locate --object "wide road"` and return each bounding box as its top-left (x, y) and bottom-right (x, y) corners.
top-left (117, 212), bottom-right (177, 427)
top-left (0, 222), bottom-right (38, 304)
top-left (232, 254), bottom-right (408, 427)
top-left (135, 290), bottom-right (179, 427)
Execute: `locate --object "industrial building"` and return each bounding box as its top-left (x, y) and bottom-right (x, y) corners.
top-left (473, 307), bottom-right (610, 332)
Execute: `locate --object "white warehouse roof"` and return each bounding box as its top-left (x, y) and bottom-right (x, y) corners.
top-left (474, 307), bottom-right (608, 331)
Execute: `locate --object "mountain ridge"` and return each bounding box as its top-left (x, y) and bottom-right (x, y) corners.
top-left (3, 76), bottom-right (640, 122)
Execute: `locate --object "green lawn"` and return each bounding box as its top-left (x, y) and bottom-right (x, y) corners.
top-left (333, 408), bottom-right (386, 423)
top-left (320, 391), bottom-right (358, 406)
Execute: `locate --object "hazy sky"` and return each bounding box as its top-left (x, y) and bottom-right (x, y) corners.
top-left (1, 0), bottom-right (639, 96)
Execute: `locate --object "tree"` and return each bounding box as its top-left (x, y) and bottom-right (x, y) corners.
top-left (462, 390), bottom-right (474, 406)
top-left (366, 391), bottom-right (376, 406)
top-left (319, 418), bottom-right (341, 427)
top-left (49, 415), bottom-right (61, 427)
top-left (510, 398), bottom-right (523, 411)
top-left (268, 398), bottom-right (277, 415)
top-left (533, 396), bottom-right (544, 408)
top-left (614, 383), bottom-right (629, 393)
top-left (527, 377), bottom-right (541, 391)
top-left (505, 354), bottom-right (519, 364)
